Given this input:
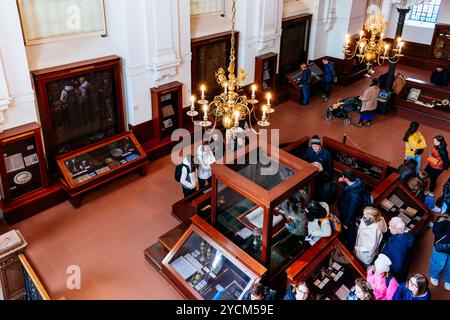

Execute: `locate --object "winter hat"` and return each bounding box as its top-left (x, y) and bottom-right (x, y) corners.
top-left (374, 254), bottom-right (392, 273)
top-left (343, 169), bottom-right (355, 181)
top-left (310, 135), bottom-right (322, 146)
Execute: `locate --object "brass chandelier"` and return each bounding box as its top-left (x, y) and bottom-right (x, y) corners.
top-left (343, 12), bottom-right (404, 68)
top-left (187, 0), bottom-right (273, 134)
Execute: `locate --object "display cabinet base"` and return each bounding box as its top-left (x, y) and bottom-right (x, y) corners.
top-left (1, 183), bottom-right (67, 225)
top-left (395, 104), bottom-right (450, 132)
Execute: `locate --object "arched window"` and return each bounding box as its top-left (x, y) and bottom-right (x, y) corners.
top-left (407, 0), bottom-right (441, 23)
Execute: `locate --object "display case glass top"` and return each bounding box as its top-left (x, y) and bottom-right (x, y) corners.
top-left (56, 132), bottom-right (147, 190)
top-left (162, 216), bottom-right (266, 300)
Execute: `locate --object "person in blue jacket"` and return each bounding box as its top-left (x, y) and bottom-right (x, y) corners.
top-left (242, 282), bottom-right (277, 300)
top-left (382, 217), bottom-right (415, 283)
top-left (299, 63), bottom-right (311, 105)
top-left (337, 169), bottom-right (366, 249)
top-left (283, 282), bottom-right (310, 300)
top-left (393, 273), bottom-right (431, 300)
top-left (322, 57), bottom-right (336, 102)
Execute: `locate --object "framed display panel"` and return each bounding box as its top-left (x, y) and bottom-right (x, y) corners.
top-left (431, 24), bottom-right (450, 61)
top-left (151, 81), bottom-right (184, 142)
top-left (210, 143), bottom-right (319, 277)
top-left (322, 136), bottom-right (391, 189)
top-left (255, 53), bottom-right (278, 92)
top-left (55, 132), bottom-right (148, 207)
top-left (0, 123), bottom-right (48, 204)
top-left (286, 239), bottom-right (366, 301)
top-left (191, 31), bottom-right (239, 99)
top-left (162, 215), bottom-right (267, 300)
top-left (395, 77), bottom-right (450, 131)
top-left (372, 173), bottom-right (430, 235)
top-left (32, 56), bottom-right (126, 169)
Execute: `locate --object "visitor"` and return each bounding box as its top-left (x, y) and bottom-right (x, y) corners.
top-left (281, 190), bottom-right (309, 236)
top-left (346, 278), bottom-right (375, 300)
top-left (337, 169), bottom-right (366, 249)
top-left (242, 282), bottom-right (277, 300)
top-left (425, 135), bottom-right (449, 196)
top-left (206, 130), bottom-right (223, 159)
top-left (429, 208), bottom-right (450, 291)
top-left (434, 179), bottom-right (450, 213)
top-left (177, 154), bottom-right (198, 198)
top-left (393, 274), bottom-right (431, 300)
top-left (378, 72), bottom-right (389, 90)
top-left (284, 281), bottom-right (310, 300)
top-left (398, 158), bottom-right (418, 185)
top-left (354, 78), bottom-right (380, 127)
top-left (366, 253), bottom-right (399, 300)
top-left (403, 121), bottom-right (427, 174)
top-left (381, 217), bottom-right (415, 283)
top-left (196, 144), bottom-right (216, 189)
top-left (354, 207), bottom-right (388, 267)
top-left (305, 200), bottom-right (332, 246)
top-left (407, 177), bottom-right (426, 203)
top-left (299, 63), bottom-right (311, 105)
top-left (321, 57), bottom-right (336, 102)
top-left (430, 65), bottom-right (450, 87)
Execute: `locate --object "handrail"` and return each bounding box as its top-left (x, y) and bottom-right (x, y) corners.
top-left (18, 253), bottom-right (52, 300)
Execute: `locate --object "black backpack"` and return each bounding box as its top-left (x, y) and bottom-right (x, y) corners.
top-left (175, 164), bottom-right (189, 182)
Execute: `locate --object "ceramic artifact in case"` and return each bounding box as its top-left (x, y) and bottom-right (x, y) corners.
top-left (372, 173), bottom-right (430, 235)
top-left (162, 216), bottom-right (267, 300)
top-left (56, 132), bottom-right (148, 208)
top-left (286, 239), bottom-right (366, 300)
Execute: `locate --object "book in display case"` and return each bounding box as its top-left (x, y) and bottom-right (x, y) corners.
top-left (56, 132), bottom-right (148, 208)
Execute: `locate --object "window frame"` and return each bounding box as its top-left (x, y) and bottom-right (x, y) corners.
top-left (406, 0), bottom-right (441, 24)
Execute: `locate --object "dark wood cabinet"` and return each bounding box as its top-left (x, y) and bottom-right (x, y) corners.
top-left (31, 56), bottom-right (126, 170)
top-left (255, 53), bottom-right (278, 92)
top-left (431, 23), bottom-right (450, 62)
top-left (372, 173), bottom-right (430, 235)
top-left (55, 132), bottom-right (148, 208)
top-left (0, 123), bottom-right (48, 205)
top-left (150, 81), bottom-right (184, 143)
top-left (395, 77), bottom-right (450, 131)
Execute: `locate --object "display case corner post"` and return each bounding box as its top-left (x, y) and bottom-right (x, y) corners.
top-left (211, 176), bottom-right (218, 225)
top-left (261, 207), bottom-right (273, 266)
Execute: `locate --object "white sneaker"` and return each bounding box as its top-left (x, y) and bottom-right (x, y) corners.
top-left (369, 69), bottom-right (375, 75)
top-left (426, 191), bottom-right (434, 197)
top-left (445, 282), bottom-right (450, 291)
top-left (364, 74), bottom-right (371, 78)
top-left (430, 277), bottom-right (439, 287)
top-left (432, 206), bottom-right (442, 213)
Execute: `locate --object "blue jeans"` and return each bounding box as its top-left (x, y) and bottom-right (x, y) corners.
top-left (429, 247), bottom-right (450, 283)
top-left (405, 154), bottom-right (421, 174)
top-left (301, 85), bottom-right (310, 105)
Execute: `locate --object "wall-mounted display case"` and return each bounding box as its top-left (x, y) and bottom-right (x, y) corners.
top-left (255, 53), bottom-right (278, 92)
top-left (395, 78), bottom-right (450, 131)
top-left (372, 173), bottom-right (430, 235)
top-left (32, 56), bottom-right (126, 170)
top-left (431, 23), bottom-right (450, 62)
top-left (286, 238), bottom-right (366, 300)
top-left (322, 136), bottom-right (391, 189)
top-left (162, 215), bottom-right (267, 300)
top-left (0, 123), bottom-right (48, 204)
top-left (56, 132), bottom-right (148, 208)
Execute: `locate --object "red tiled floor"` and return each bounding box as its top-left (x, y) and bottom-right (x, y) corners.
top-left (2, 64), bottom-right (449, 300)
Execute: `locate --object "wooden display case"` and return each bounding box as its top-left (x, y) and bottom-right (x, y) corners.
top-left (372, 173), bottom-right (430, 235)
top-left (395, 78), bottom-right (450, 131)
top-left (55, 132), bottom-right (148, 208)
top-left (431, 24), bottom-right (450, 62)
top-left (150, 81), bottom-right (184, 143)
top-left (255, 53), bottom-right (278, 92)
top-left (172, 187), bottom-right (212, 224)
top-left (161, 215), bottom-right (267, 300)
top-left (322, 136), bottom-right (391, 189)
top-left (0, 123), bottom-right (48, 204)
top-left (286, 62), bottom-right (324, 103)
top-left (286, 238), bottom-right (365, 300)
top-left (281, 136), bottom-right (311, 159)
top-left (32, 55), bottom-right (126, 169)
top-left (210, 143), bottom-right (321, 280)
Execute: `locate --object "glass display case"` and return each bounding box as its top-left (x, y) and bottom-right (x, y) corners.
top-left (162, 216), bottom-right (267, 300)
top-left (286, 239), bottom-right (366, 301)
top-left (210, 144), bottom-right (320, 278)
top-left (172, 187), bottom-right (212, 224)
top-left (56, 132), bottom-right (148, 207)
top-left (431, 24), bottom-right (450, 61)
top-left (255, 53), bottom-right (278, 92)
top-left (322, 136), bottom-right (391, 189)
top-left (372, 173), bottom-right (430, 235)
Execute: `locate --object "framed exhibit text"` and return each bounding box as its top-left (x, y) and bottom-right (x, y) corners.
top-left (32, 56), bottom-right (126, 169)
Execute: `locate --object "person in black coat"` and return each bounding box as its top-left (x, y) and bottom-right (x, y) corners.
top-left (425, 136), bottom-right (450, 195)
top-left (429, 209), bottom-right (450, 289)
top-left (321, 57), bottom-right (336, 102)
top-left (398, 158), bottom-right (418, 185)
top-left (299, 63), bottom-right (312, 105)
top-left (242, 282), bottom-right (277, 301)
top-left (303, 135), bottom-right (335, 203)
top-left (337, 169), bottom-right (366, 249)
top-left (430, 66), bottom-right (450, 87)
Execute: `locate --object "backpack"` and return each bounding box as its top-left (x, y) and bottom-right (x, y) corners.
top-left (175, 164), bottom-right (189, 182)
top-left (321, 212), bottom-right (342, 232)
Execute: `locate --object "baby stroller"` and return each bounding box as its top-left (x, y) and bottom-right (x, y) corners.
top-left (325, 96), bottom-right (362, 126)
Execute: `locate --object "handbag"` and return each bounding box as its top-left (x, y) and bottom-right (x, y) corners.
top-left (427, 155), bottom-right (442, 168)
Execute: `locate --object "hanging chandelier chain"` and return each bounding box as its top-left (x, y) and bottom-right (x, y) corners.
top-left (230, 0), bottom-right (237, 68)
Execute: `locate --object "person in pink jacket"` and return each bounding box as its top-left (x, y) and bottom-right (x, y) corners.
top-left (366, 254), bottom-right (399, 300)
